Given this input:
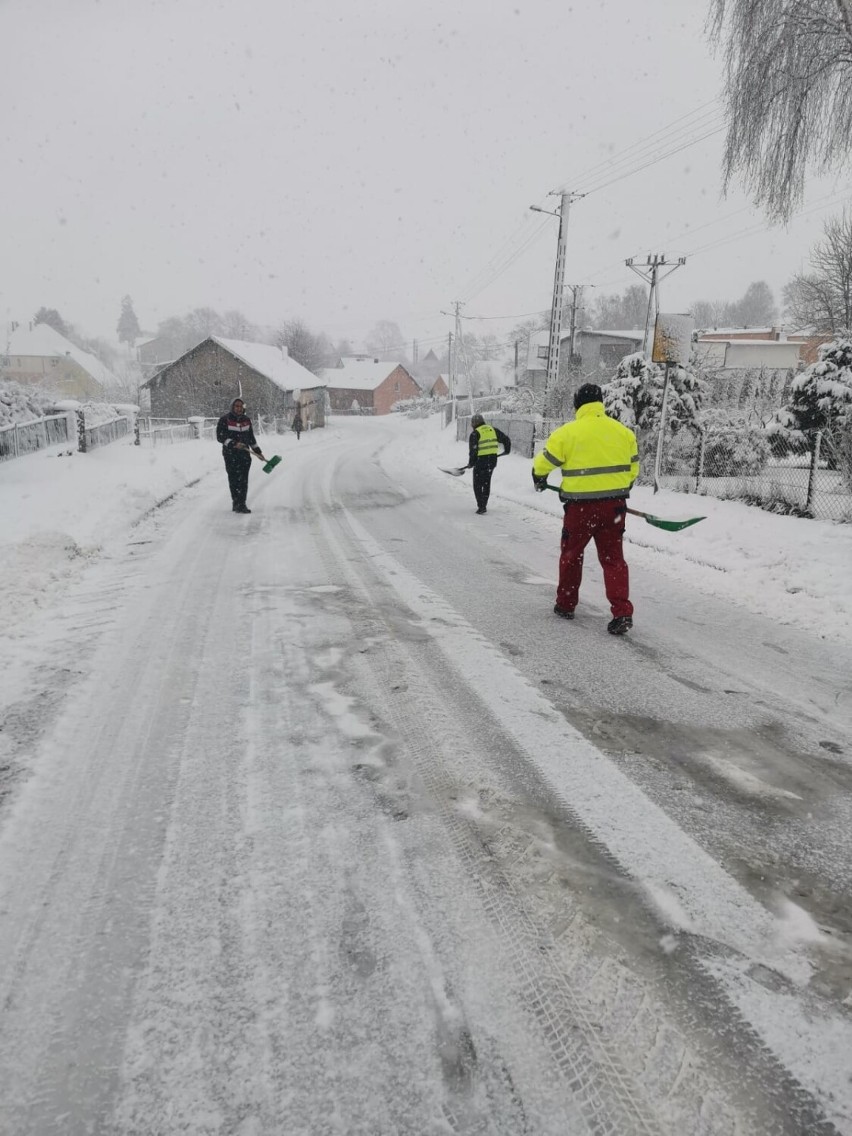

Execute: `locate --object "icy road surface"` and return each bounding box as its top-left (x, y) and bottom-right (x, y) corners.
top-left (1, 417), bottom-right (851, 1135)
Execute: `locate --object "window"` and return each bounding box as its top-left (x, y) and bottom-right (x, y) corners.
top-left (536, 345), bottom-right (548, 359)
top-left (394, 381), bottom-right (400, 392)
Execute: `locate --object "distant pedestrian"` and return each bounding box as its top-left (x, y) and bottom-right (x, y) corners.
top-left (532, 384), bottom-right (639, 634)
top-left (216, 398), bottom-right (264, 514)
top-left (292, 409), bottom-right (303, 440)
top-left (469, 413), bottom-right (511, 514)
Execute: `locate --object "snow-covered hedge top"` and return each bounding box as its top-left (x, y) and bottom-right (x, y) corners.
top-left (0, 382), bottom-right (57, 428)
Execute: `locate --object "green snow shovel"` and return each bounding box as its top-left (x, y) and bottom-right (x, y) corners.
top-left (249, 449), bottom-right (282, 474)
top-left (541, 483), bottom-right (704, 532)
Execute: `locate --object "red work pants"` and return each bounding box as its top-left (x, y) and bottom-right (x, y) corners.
top-left (556, 498), bottom-right (633, 618)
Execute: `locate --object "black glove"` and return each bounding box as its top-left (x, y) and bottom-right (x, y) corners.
top-left (532, 473), bottom-right (549, 493)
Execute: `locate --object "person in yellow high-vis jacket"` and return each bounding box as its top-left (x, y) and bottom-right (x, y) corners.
top-left (532, 384), bottom-right (639, 635)
top-left (469, 414), bottom-right (511, 514)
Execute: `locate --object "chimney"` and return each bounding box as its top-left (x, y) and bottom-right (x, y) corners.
top-left (280, 344), bottom-right (289, 359)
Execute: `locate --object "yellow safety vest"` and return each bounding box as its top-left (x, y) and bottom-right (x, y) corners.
top-left (475, 424), bottom-right (499, 457)
top-left (532, 402), bottom-right (639, 501)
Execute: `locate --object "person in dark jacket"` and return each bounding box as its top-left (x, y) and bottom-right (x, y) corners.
top-left (216, 398), bottom-right (264, 513)
top-left (469, 413), bottom-right (511, 514)
top-left (292, 409), bottom-right (303, 440)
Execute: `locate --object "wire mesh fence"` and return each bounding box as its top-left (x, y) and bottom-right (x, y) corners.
top-left (655, 425), bottom-right (852, 521)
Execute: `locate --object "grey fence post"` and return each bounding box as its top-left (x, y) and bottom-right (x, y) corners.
top-left (75, 409), bottom-right (87, 453)
top-left (806, 430), bottom-right (822, 513)
top-left (693, 426), bottom-right (706, 494)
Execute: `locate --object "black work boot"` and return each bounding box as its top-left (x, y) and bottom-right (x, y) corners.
top-left (607, 616), bottom-right (633, 635)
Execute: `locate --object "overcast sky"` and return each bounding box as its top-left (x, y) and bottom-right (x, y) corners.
top-left (2, 0), bottom-right (849, 352)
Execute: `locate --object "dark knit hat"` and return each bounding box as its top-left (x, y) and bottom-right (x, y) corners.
top-left (471, 414), bottom-right (485, 427)
top-left (574, 384), bottom-right (603, 410)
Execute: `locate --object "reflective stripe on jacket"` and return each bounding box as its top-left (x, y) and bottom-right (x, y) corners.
top-left (532, 402), bottom-right (639, 501)
top-left (474, 424), bottom-right (499, 457)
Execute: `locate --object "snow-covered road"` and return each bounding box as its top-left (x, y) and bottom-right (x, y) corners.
top-left (1, 416), bottom-right (850, 1135)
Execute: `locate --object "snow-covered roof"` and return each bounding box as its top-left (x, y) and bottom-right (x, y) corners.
top-left (323, 358), bottom-right (406, 392)
top-left (576, 329), bottom-right (644, 340)
top-left (212, 338), bottom-right (325, 392)
top-left (3, 323), bottom-right (117, 387)
top-left (697, 326), bottom-right (776, 336)
top-left (708, 338), bottom-right (792, 347)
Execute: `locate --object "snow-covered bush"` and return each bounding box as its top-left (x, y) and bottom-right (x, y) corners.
top-left (498, 386), bottom-right (537, 414)
top-left (704, 428), bottom-right (771, 477)
top-left (690, 409), bottom-right (772, 476)
top-left (770, 339), bottom-right (852, 438)
top-left (0, 382), bottom-right (56, 428)
top-left (603, 352), bottom-right (707, 434)
top-left (391, 396), bottom-right (439, 417)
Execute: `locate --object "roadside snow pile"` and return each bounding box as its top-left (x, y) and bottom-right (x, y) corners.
top-left (0, 382), bottom-right (56, 427)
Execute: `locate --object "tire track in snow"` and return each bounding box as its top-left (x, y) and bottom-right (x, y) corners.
top-left (312, 491), bottom-right (844, 1135)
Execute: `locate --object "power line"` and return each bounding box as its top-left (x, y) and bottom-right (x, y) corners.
top-left (582, 122), bottom-right (726, 197)
top-left (453, 101), bottom-right (727, 310)
top-left (561, 99), bottom-right (722, 187)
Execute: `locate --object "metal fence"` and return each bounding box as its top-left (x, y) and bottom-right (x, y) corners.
top-left (0, 413), bottom-right (71, 463)
top-left (79, 415), bottom-right (132, 452)
top-left (136, 416), bottom-right (210, 445)
top-left (656, 426), bottom-right (852, 521)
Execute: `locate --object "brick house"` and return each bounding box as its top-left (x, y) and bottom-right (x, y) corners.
top-left (1, 322), bottom-right (115, 399)
top-left (426, 374), bottom-right (449, 398)
top-left (323, 358), bottom-right (421, 414)
top-left (141, 337), bottom-right (327, 425)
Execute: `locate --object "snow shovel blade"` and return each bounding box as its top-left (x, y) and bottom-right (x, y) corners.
top-left (542, 485), bottom-right (703, 531)
top-left (627, 507), bottom-right (705, 532)
top-left (439, 465), bottom-right (469, 476)
top-left (262, 454), bottom-right (282, 474)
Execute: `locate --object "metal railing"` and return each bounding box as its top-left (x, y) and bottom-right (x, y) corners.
top-left (79, 415), bottom-right (132, 452)
top-left (136, 416), bottom-right (218, 445)
top-left (0, 413), bottom-right (71, 462)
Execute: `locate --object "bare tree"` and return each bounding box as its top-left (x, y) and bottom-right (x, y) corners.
top-left (708, 0), bottom-right (852, 220)
top-left (275, 319), bottom-right (327, 375)
top-left (736, 281), bottom-right (777, 325)
top-left (691, 281), bottom-right (776, 328)
top-left (589, 285), bottom-right (648, 330)
top-left (365, 320), bottom-right (405, 359)
top-left (783, 209), bottom-right (852, 332)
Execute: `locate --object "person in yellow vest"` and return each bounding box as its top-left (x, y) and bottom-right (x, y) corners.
top-left (469, 414), bottom-right (512, 514)
top-left (532, 384), bottom-right (639, 634)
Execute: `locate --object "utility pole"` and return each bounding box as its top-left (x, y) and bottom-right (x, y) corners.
top-left (443, 303), bottom-right (474, 419)
top-left (564, 283), bottom-right (593, 365)
top-left (530, 191), bottom-right (582, 423)
top-left (626, 254), bottom-right (687, 356)
top-left (448, 332), bottom-right (454, 409)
